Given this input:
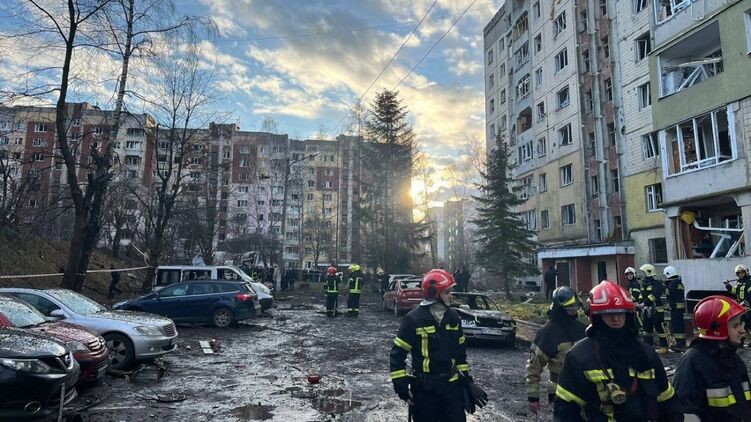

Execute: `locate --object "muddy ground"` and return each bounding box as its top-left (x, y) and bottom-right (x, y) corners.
top-left (71, 288), bottom-right (686, 421)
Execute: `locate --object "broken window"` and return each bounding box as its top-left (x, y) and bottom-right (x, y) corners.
top-left (646, 183), bottom-right (662, 211)
top-left (580, 10), bottom-right (588, 32)
top-left (655, 0), bottom-right (689, 23)
top-left (517, 74), bottom-right (531, 99)
top-left (561, 204), bottom-right (576, 225)
top-left (518, 141), bottom-right (534, 163)
top-left (605, 78), bottom-right (613, 102)
top-left (515, 42), bottom-right (530, 67)
top-left (517, 107), bottom-right (532, 134)
top-left (641, 133), bottom-right (659, 159)
top-left (537, 138), bottom-right (547, 157)
top-left (557, 86), bottom-right (570, 109)
top-left (553, 11), bottom-right (567, 37)
top-left (536, 102), bottom-right (546, 121)
top-left (555, 48), bottom-right (568, 73)
top-left (659, 21), bottom-right (722, 96)
top-left (636, 33), bottom-right (651, 61)
top-left (534, 34), bottom-right (542, 54)
top-left (662, 106), bottom-right (735, 175)
top-left (560, 164), bottom-right (573, 186)
top-left (513, 13), bottom-right (529, 41)
top-left (582, 49), bottom-right (590, 74)
top-left (635, 0), bottom-right (648, 12)
top-left (535, 68), bottom-right (543, 88)
top-left (559, 124), bottom-right (573, 146)
top-left (638, 82), bottom-right (651, 109)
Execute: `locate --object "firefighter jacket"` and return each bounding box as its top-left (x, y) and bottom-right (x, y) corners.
top-left (726, 276), bottom-right (751, 306)
top-left (348, 271), bottom-right (363, 294)
top-left (526, 307), bottom-right (587, 401)
top-left (642, 277), bottom-right (666, 310)
top-left (324, 274), bottom-right (339, 294)
top-left (554, 324), bottom-right (678, 421)
top-left (390, 303), bottom-right (469, 383)
top-left (628, 280), bottom-right (643, 303)
top-left (674, 340), bottom-right (751, 421)
top-left (665, 277), bottom-right (685, 313)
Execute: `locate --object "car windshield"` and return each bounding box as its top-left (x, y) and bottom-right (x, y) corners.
top-left (47, 290), bottom-right (106, 315)
top-left (0, 300), bottom-right (46, 327)
top-left (452, 295), bottom-right (501, 311)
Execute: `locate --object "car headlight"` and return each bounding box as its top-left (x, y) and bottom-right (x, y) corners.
top-left (0, 358), bottom-right (53, 374)
top-left (66, 341), bottom-right (88, 353)
top-left (462, 319), bottom-right (476, 327)
top-left (135, 326), bottom-right (163, 336)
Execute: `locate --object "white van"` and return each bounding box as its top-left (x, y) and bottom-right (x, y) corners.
top-left (154, 265), bottom-right (274, 308)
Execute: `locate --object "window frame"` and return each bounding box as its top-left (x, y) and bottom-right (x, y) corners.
top-left (561, 204), bottom-right (576, 225)
top-left (638, 82), bottom-right (652, 110)
top-left (646, 183), bottom-right (663, 212)
top-left (559, 164), bottom-right (573, 186)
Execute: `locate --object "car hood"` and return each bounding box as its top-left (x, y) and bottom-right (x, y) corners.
top-left (89, 310), bottom-right (172, 327)
top-left (0, 328), bottom-right (68, 358)
top-left (28, 321), bottom-right (98, 343)
top-left (456, 309), bottom-right (514, 322)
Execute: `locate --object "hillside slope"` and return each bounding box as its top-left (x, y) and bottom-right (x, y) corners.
top-left (0, 232), bottom-right (147, 304)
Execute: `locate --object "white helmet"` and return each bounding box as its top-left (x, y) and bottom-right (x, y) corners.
top-left (663, 266), bottom-right (679, 279)
top-left (736, 264), bottom-right (749, 275)
top-left (624, 267), bottom-right (636, 275)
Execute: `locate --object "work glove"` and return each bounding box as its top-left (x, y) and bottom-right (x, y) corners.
top-left (463, 376), bottom-right (489, 414)
top-left (393, 378), bottom-right (411, 402)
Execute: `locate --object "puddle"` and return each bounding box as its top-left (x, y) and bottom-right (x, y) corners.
top-left (231, 403), bottom-right (274, 420)
top-left (312, 397), bottom-right (362, 414)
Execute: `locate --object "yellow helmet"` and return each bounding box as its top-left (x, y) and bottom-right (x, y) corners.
top-left (639, 264), bottom-right (656, 277)
top-left (350, 264), bottom-right (361, 272)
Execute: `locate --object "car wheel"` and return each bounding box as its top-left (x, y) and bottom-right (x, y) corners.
top-left (104, 333), bottom-right (135, 370)
top-left (393, 302), bottom-right (400, 317)
top-left (212, 307), bottom-right (234, 328)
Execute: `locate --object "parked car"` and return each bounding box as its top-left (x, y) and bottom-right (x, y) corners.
top-left (113, 280), bottom-right (258, 327)
top-left (451, 292), bottom-right (516, 346)
top-left (0, 288), bottom-right (177, 370)
top-left (0, 295), bottom-right (108, 383)
top-left (0, 327), bottom-right (79, 419)
top-left (383, 276), bottom-right (424, 315)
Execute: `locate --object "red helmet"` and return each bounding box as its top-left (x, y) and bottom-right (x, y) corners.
top-left (421, 269), bottom-right (456, 299)
top-left (694, 295), bottom-right (746, 340)
top-left (326, 266), bottom-right (337, 275)
top-left (588, 280), bottom-right (636, 317)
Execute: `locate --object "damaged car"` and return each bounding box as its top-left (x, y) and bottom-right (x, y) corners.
top-left (382, 276), bottom-right (423, 316)
top-left (451, 292), bottom-right (516, 346)
top-left (0, 295), bottom-right (109, 384)
top-left (0, 288), bottom-right (178, 370)
top-left (0, 327), bottom-right (79, 420)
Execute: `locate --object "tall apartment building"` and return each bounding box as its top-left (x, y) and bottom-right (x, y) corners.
top-left (485, 0), bottom-right (635, 292)
top-left (647, 0), bottom-right (751, 282)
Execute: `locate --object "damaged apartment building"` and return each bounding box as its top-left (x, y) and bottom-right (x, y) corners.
top-left (484, 0), bottom-right (751, 291)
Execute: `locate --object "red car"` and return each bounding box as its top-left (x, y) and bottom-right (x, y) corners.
top-left (0, 295), bottom-right (109, 383)
top-left (383, 276), bottom-right (424, 315)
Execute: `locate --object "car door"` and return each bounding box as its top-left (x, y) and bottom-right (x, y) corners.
top-left (383, 281), bottom-right (396, 309)
top-left (14, 292), bottom-right (67, 319)
top-left (184, 283), bottom-right (220, 322)
top-left (154, 284), bottom-right (190, 320)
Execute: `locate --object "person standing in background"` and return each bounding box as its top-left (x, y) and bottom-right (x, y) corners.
top-left (544, 265), bottom-right (558, 300)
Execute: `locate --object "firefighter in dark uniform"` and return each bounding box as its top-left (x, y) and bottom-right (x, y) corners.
top-left (378, 270), bottom-right (388, 294)
top-left (554, 280), bottom-right (681, 421)
top-left (663, 266), bottom-right (687, 352)
top-left (526, 286), bottom-right (587, 415)
top-left (323, 266), bottom-right (340, 317)
top-left (725, 264), bottom-right (751, 333)
top-left (346, 264), bottom-right (363, 316)
top-left (625, 267), bottom-right (641, 303)
top-left (390, 269), bottom-right (483, 421)
top-left (673, 295), bottom-right (751, 420)
top-left (640, 263), bottom-right (669, 354)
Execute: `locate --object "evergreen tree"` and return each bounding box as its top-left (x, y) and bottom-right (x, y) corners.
top-left (359, 90), bottom-right (426, 273)
top-left (472, 135), bottom-right (539, 298)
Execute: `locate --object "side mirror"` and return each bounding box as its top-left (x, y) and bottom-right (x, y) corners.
top-left (47, 309), bottom-right (65, 320)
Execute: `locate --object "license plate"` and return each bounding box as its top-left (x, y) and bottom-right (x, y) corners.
top-left (481, 328), bottom-right (507, 336)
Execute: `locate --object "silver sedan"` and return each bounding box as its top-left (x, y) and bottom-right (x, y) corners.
top-left (0, 288), bottom-right (178, 370)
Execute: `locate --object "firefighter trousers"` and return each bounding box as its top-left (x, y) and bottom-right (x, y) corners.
top-left (326, 293), bottom-right (338, 317)
top-left (642, 310), bottom-right (668, 348)
top-left (412, 378), bottom-right (466, 422)
top-left (347, 292), bottom-right (360, 316)
top-left (670, 310), bottom-right (686, 347)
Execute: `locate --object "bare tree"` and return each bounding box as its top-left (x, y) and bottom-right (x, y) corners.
top-left (413, 151), bottom-right (438, 267)
top-left (303, 195), bottom-right (334, 269)
top-left (135, 43), bottom-right (217, 291)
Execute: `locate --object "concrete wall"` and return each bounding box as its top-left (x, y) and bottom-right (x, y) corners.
top-left (624, 170), bottom-right (664, 231)
top-left (653, 0), bottom-right (736, 46)
top-left (651, 0), bottom-right (751, 129)
top-left (631, 227), bottom-right (667, 268)
top-left (535, 152), bottom-right (589, 243)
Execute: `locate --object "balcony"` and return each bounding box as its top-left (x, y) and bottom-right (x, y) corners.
top-left (658, 21), bottom-right (722, 98)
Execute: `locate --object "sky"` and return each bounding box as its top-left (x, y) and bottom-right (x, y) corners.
top-left (0, 0), bottom-right (500, 206)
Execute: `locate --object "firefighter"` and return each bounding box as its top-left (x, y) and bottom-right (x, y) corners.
top-left (673, 295), bottom-right (751, 420)
top-left (663, 266), bottom-right (687, 352)
top-left (390, 269), bottom-right (486, 421)
top-left (625, 267), bottom-right (641, 303)
top-left (640, 263), bottom-right (669, 354)
top-left (526, 286), bottom-right (586, 415)
top-left (346, 264), bottom-right (363, 316)
top-left (323, 266), bottom-right (340, 317)
top-left (378, 270), bottom-right (388, 294)
top-left (724, 264), bottom-right (751, 305)
top-left (554, 280), bottom-right (680, 421)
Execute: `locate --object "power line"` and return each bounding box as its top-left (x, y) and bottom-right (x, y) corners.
top-left (393, 0), bottom-right (481, 90)
top-left (325, 0), bottom-right (440, 138)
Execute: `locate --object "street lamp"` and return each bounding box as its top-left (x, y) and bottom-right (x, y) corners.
top-left (277, 152), bottom-right (320, 290)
